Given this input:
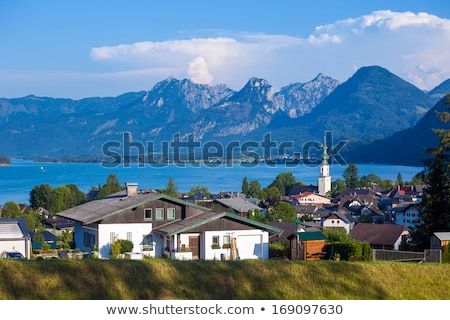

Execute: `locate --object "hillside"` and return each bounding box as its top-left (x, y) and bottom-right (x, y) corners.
top-left (0, 259), bottom-right (448, 299)
top-left (344, 95), bottom-right (450, 166)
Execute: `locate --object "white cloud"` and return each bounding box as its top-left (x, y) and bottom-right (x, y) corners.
top-left (187, 57), bottom-right (213, 84)
top-left (83, 10), bottom-right (450, 94)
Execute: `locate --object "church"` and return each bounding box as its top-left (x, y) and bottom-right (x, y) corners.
top-left (317, 136), bottom-right (331, 196)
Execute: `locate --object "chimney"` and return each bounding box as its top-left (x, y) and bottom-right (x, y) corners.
top-left (125, 182), bottom-right (138, 197)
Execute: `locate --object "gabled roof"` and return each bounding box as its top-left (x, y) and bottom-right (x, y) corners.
top-left (433, 232), bottom-right (450, 241)
top-left (30, 230), bottom-right (60, 242)
top-left (295, 231), bottom-right (327, 241)
top-left (349, 223), bottom-right (410, 246)
top-left (214, 197), bottom-right (261, 212)
top-left (57, 190), bottom-right (207, 224)
top-left (0, 218), bottom-right (29, 239)
top-left (152, 210), bottom-right (281, 237)
top-left (392, 201), bottom-right (417, 212)
top-left (322, 211), bottom-right (356, 224)
top-left (44, 217), bottom-right (75, 230)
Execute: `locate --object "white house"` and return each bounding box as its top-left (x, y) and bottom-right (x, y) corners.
top-left (321, 211), bottom-right (356, 234)
top-left (349, 223), bottom-right (411, 250)
top-left (0, 218), bottom-right (31, 259)
top-left (291, 191), bottom-right (331, 205)
top-left (57, 183), bottom-right (280, 260)
top-left (391, 201), bottom-right (420, 230)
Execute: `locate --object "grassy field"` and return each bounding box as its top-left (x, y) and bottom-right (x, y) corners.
top-left (0, 259), bottom-right (449, 300)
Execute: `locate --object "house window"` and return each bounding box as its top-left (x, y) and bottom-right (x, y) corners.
top-left (127, 232), bottom-right (132, 241)
top-left (84, 232), bottom-right (95, 248)
top-left (223, 235), bottom-right (231, 248)
top-left (144, 208), bottom-right (152, 220)
top-left (167, 208), bottom-right (176, 220)
top-left (155, 208), bottom-right (164, 220)
top-left (142, 234), bottom-right (153, 251)
top-left (110, 232), bottom-right (116, 244)
top-left (212, 236), bottom-right (220, 246)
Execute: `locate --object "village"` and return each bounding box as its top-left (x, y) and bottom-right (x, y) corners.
top-left (1, 144), bottom-right (449, 263)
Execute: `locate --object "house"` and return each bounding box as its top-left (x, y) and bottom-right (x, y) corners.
top-left (390, 201), bottom-right (420, 230)
top-left (349, 223), bottom-right (411, 250)
top-left (57, 183), bottom-right (280, 260)
top-left (291, 191), bottom-right (331, 205)
top-left (43, 217), bottom-right (75, 235)
top-left (212, 197), bottom-right (262, 217)
top-left (0, 218), bottom-right (31, 259)
top-left (386, 185), bottom-right (426, 204)
top-left (321, 211), bottom-right (356, 233)
top-left (430, 232), bottom-right (450, 250)
top-left (338, 194), bottom-right (385, 223)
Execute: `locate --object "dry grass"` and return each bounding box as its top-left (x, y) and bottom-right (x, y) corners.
top-left (0, 259), bottom-right (448, 300)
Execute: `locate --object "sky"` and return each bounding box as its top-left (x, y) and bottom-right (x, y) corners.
top-left (1, 0), bottom-right (450, 100)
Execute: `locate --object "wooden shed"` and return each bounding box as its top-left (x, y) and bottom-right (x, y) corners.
top-left (430, 232), bottom-right (450, 250)
top-left (288, 231), bottom-right (327, 261)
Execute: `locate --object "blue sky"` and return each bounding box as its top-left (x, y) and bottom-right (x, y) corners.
top-left (1, 0), bottom-right (450, 99)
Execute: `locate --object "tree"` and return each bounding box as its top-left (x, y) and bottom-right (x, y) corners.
top-left (188, 184), bottom-right (211, 197)
top-left (241, 177), bottom-right (249, 195)
top-left (343, 163), bottom-right (359, 188)
top-left (267, 202), bottom-right (296, 222)
top-left (96, 174), bottom-right (123, 199)
top-left (162, 177), bottom-right (178, 197)
top-left (1, 201), bottom-right (21, 218)
top-left (396, 172), bottom-right (403, 186)
top-left (248, 180), bottom-right (264, 199)
top-left (413, 96), bottom-right (450, 249)
top-left (330, 179), bottom-right (346, 197)
top-left (29, 183), bottom-right (57, 213)
top-left (269, 172), bottom-right (296, 195)
top-left (262, 186), bottom-right (282, 198)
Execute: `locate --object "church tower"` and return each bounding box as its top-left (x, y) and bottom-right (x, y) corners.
top-left (318, 136), bottom-right (331, 196)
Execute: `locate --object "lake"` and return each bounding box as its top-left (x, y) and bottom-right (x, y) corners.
top-left (0, 159), bottom-right (424, 205)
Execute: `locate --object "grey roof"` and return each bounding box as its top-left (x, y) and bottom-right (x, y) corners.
top-left (0, 218), bottom-right (28, 239)
top-left (349, 223), bottom-right (410, 246)
top-left (214, 197), bottom-right (261, 212)
top-left (152, 210), bottom-right (281, 237)
top-left (392, 201), bottom-right (417, 212)
top-left (433, 232), bottom-right (450, 241)
top-left (57, 190), bottom-right (205, 224)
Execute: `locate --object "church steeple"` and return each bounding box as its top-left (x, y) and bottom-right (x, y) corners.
top-left (318, 135), bottom-right (331, 196)
top-left (321, 136), bottom-right (329, 166)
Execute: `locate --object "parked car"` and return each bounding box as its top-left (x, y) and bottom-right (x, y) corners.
top-left (0, 251), bottom-right (25, 259)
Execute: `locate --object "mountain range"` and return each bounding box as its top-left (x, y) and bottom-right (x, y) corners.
top-left (0, 65), bottom-right (448, 166)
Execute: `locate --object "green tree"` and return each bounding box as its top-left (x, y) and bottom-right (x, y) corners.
top-left (262, 186), bottom-right (282, 198)
top-left (413, 96), bottom-right (450, 249)
top-left (188, 184), bottom-right (211, 197)
top-left (396, 172), bottom-right (403, 186)
top-left (248, 180), bottom-right (263, 199)
top-left (343, 163), bottom-right (359, 188)
top-left (162, 177), bottom-right (178, 197)
top-left (269, 172), bottom-right (296, 195)
top-left (29, 183), bottom-right (57, 213)
top-left (65, 184), bottom-right (86, 207)
top-left (330, 179), bottom-right (346, 197)
top-left (410, 173), bottom-right (424, 185)
top-left (379, 179), bottom-right (395, 191)
top-left (267, 201), bottom-right (296, 222)
top-left (241, 177), bottom-right (249, 195)
top-left (96, 174), bottom-right (123, 199)
top-left (1, 201), bottom-right (21, 218)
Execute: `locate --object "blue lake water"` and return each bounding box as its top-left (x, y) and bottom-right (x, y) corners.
top-left (0, 159), bottom-right (424, 205)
